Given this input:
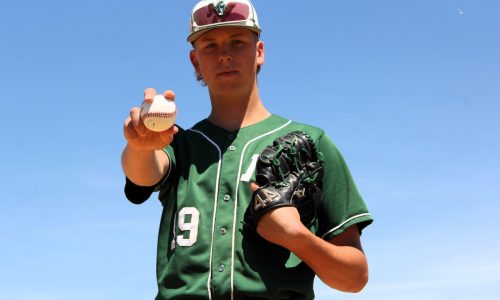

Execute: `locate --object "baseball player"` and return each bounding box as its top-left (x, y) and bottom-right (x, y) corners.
top-left (121, 0), bottom-right (373, 299)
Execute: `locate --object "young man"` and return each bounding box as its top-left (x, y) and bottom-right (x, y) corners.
top-left (122, 1), bottom-right (373, 299)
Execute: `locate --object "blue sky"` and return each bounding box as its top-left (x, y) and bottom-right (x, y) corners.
top-left (1, 0), bottom-right (499, 299)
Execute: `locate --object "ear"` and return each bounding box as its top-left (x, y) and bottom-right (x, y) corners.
top-left (190, 50), bottom-right (200, 73)
top-left (256, 40), bottom-right (265, 67)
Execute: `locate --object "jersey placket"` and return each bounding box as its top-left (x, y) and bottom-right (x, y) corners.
top-left (210, 135), bottom-right (241, 298)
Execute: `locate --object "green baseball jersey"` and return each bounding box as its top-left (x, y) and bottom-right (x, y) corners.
top-left (128, 114), bottom-right (372, 300)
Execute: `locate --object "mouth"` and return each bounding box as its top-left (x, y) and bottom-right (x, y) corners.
top-left (217, 70), bottom-right (239, 77)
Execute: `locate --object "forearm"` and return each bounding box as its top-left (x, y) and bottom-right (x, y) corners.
top-left (257, 209), bottom-right (369, 292)
top-left (286, 227), bottom-right (368, 293)
top-left (121, 144), bottom-right (169, 186)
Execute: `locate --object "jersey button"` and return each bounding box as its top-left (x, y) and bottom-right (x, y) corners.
top-left (220, 227), bottom-right (227, 235)
top-left (227, 134), bottom-right (234, 140)
top-left (218, 264), bottom-right (225, 272)
top-left (223, 194), bottom-right (231, 202)
top-left (229, 145), bottom-right (236, 151)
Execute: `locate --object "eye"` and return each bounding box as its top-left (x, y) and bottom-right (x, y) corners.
top-left (232, 39), bottom-right (244, 46)
top-left (206, 43), bottom-right (217, 49)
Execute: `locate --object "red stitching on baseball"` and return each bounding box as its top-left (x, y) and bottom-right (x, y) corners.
top-left (143, 112), bottom-right (176, 118)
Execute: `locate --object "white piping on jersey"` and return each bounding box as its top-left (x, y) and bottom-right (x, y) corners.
top-left (189, 129), bottom-right (222, 300)
top-left (320, 213), bottom-right (371, 240)
top-left (160, 148), bottom-right (174, 189)
top-left (171, 214), bottom-right (177, 250)
top-left (230, 120), bottom-right (292, 300)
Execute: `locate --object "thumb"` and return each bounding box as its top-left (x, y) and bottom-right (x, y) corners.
top-left (250, 182), bottom-right (260, 192)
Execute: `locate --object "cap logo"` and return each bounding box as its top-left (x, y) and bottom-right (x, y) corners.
top-left (213, 1), bottom-right (227, 16)
top-left (206, 1), bottom-right (237, 23)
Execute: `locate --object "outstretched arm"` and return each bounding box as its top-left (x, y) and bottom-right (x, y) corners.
top-left (122, 88), bottom-right (178, 186)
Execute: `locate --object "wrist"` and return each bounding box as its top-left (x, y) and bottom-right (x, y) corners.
top-left (126, 142), bottom-right (155, 154)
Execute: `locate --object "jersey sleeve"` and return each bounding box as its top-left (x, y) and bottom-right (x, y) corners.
top-left (156, 126), bottom-right (187, 201)
top-left (315, 132), bottom-right (373, 240)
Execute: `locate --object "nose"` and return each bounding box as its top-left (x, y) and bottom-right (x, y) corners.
top-left (218, 46), bottom-right (233, 63)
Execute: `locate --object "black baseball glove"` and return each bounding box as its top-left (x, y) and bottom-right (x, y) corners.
top-left (250, 131), bottom-right (324, 228)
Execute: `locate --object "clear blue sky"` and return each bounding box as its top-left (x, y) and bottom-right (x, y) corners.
top-left (1, 0), bottom-right (499, 299)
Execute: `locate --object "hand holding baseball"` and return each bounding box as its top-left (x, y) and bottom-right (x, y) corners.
top-left (124, 88), bottom-right (178, 151)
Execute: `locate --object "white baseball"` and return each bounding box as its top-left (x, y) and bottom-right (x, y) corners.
top-left (140, 95), bottom-right (177, 132)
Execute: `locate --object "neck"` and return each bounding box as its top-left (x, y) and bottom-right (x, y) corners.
top-left (207, 85), bottom-right (270, 131)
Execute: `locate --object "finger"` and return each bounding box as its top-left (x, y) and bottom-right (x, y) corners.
top-left (163, 90), bottom-right (176, 101)
top-left (129, 107), bottom-right (141, 126)
top-left (123, 117), bottom-right (139, 141)
top-left (158, 126), bottom-right (179, 145)
top-left (144, 87), bottom-right (157, 104)
top-left (158, 132), bottom-right (174, 146)
top-left (130, 107), bottom-right (149, 137)
top-left (250, 182), bottom-right (260, 192)
top-left (168, 125), bottom-right (179, 135)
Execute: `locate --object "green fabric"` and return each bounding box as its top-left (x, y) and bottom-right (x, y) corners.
top-left (154, 114), bottom-right (372, 300)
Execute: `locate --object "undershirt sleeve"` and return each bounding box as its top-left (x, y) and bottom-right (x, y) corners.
top-left (124, 177), bottom-right (160, 205)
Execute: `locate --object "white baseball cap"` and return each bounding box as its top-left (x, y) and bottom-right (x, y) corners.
top-left (187, 0), bottom-right (261, 43)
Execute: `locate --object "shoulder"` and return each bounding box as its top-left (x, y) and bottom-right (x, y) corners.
top-left (169, 119), bottom-right (211, 146)
top-left (270, 115), bottom-right (345, 161)
top-left (287, 120), bottom-right (325, 138)
top-left (274, 116), bottom-right (329, 145)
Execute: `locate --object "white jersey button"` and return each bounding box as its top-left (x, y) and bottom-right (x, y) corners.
top-left (220, 227), bottom-right (227, 235)
top-left (223, 194), bottom-right (231, 202)
top-left (229, 145), bottom-right (236, 151)
top-left (218, 264), bottom-right (225, 272)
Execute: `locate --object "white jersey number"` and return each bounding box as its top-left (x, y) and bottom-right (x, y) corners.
top-left (176, 207), bottom-right (200, 247)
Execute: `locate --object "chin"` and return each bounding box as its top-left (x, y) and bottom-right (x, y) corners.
top-left (211, 83), bottom-right (245, 96)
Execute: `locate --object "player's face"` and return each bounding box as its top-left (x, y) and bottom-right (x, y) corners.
top-left (190, 27), bottom-right (264, 95)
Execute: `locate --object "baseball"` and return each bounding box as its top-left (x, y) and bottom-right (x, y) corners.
top-left (140, 95), bottom-right (177, 132)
